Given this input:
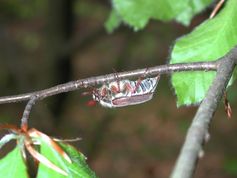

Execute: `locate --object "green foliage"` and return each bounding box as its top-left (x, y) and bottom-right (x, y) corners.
top-left (0, 136), bottom-right (97, 178)
top-left (105, 0), bottom-right (237, 106)
top-left (175, 0), bottom-right (213, 25)
top-left (170, 0), bottom-right (237, 106)
top-left (105, 0), bottom-right (212, 32)
top-left (0, 146), bottom-right (28, 178)
top-left (104, 10), bottom-right (122, 34)
top-left (224, 159), bottom-right (237, 176)
top-left (37, 140), bottom-right (97, 178)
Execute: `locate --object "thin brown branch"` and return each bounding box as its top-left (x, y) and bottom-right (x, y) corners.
top-left (0, 62), bottom-right (218, 104)
top-left (170, 46), bottom-right (237, 178)
top-left (21, 96), bottom-right (38, 131)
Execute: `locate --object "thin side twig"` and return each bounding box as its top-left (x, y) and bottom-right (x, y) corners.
top-left (170, 47), bottom-right (237, 178)
top-left (21, 96), bottom-right (38, 131)
top-left (0, 61), bottom-right (218, 104)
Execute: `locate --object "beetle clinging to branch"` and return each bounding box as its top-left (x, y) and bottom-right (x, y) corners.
top-left (90, 74), bottom-right (161, 108)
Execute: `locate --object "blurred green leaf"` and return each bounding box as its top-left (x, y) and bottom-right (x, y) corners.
top-left (170, 0), bottom-right (237, 106)
top-left (37, 140), bottom-right (97, 178)
top-left (0, 146), bottom-right (28, 178)
top-left (109, 0), bottom-right (212, 31)
top-left (105, 10), bottom-right (122, 33)
top-left (175, 0), bottom-right (213, 25)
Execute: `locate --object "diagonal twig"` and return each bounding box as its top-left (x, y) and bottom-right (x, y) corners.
top-left (170, 47), bottom-right (237, 178)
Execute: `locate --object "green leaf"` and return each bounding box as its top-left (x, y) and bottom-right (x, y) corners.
top-left (110, 0), bottom-right (212, 31)
top-left (175, 0), bottom-right (213, 26)
top-left (170, 0), bottom-right (237, 106)
top-left (105, 10), bottom-right (122, 33)
top-left (37, 140), bottom-right (97, 178)
top-left (0, 146), bottom-right (28, 178)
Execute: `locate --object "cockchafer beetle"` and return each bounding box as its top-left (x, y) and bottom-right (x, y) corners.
top-left (91, 75), bottom-right (160, 108)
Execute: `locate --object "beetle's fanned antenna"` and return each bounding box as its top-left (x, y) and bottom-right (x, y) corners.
top-left (210, 0), bottom-right (225, 19)
top-left (24, 137), bottom-right (68, 176)
top-left (21, 95), bottom-right (38, 132)
top-left (29, 129), bottom-right (72, 163)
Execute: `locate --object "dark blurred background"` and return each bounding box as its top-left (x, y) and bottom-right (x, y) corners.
top-left (0, 0), bottom-right (237, 178)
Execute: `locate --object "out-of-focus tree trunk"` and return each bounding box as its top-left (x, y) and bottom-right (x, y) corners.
top-left (42, 0), bottom-right (74, 125)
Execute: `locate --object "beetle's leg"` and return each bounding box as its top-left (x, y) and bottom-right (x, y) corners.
top-left (81, 84), bottom-right (99, 97)
top-left (110, 84), bottom-right (120, 94)
top-left (112, 68), bottom-right (121, 92)
top-left (131, 68), bottom-right (149, 93)
top-left (124, 82), bottom-right (133, 93)
top-left (81, 91), bottom-right (93, 96)
top-left (82, 84), bottom-right (104, 106)
top-left (85, 89), bottom-right (99, 106)
top-left (101, 87), bottom-right (108, 97)
top-left (82, 90), bottom-right (97, 106)
top-left (147, 74), bottom-right (161, 95)
top-left (132, 79), bottom-right (142, 93)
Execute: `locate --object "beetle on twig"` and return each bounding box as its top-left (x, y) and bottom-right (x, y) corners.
top-left (90, 74), bottom-right (161, 108)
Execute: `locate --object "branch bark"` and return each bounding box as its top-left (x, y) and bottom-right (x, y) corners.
top-left (21, 96), bottom-right (38, 131)
top-left (170, 47), bottom-right (237, 178)
top-left (0, 62), bottom-right (217, 104)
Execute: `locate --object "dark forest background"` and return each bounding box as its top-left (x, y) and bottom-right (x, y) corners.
top-left (0, 0), bottom-right (237, 177)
